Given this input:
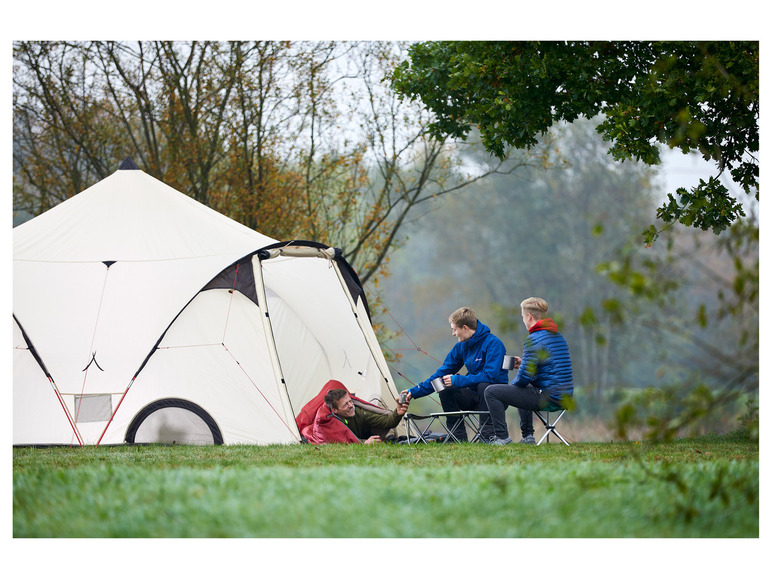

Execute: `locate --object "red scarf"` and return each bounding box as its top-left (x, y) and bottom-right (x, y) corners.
top-left (529, 317), bottom-right (559, 334)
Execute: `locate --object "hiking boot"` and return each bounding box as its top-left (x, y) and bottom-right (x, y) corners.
top-left (519, 435), bottom-right (536, 445)
top-left (489, 436), bottom-right (513, 445)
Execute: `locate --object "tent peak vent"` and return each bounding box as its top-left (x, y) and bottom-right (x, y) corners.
top-left (119, 157), bottom-right (140, 170)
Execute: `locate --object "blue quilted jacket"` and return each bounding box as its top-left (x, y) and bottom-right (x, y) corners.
top-left (512, 319), bottom-right (574, 405)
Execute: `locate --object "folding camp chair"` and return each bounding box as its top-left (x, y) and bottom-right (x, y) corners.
top-left (533, 402), bottom-right (570, 446)
top-left (404, 411), bottom-right (491, 444)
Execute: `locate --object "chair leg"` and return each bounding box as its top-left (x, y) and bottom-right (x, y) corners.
top-left (534, 409), bottom-right (569, 446)
top-left (470, 412), bottom-right (491, 443)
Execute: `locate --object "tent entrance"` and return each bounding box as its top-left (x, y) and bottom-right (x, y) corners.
top-left (125, 398), bottom-right (223, 445)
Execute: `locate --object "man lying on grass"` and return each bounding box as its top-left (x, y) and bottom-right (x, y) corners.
top-left (327, 389), bottom-right (408, 444)
top-left (301, 385), bottom-right (410, 444)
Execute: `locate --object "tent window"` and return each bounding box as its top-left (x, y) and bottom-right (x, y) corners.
top-left (74, 394), bottom-right (112, 423)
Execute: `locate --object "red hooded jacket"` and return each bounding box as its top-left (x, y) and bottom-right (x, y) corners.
top-left (296, 380), bottom-right (387, 444)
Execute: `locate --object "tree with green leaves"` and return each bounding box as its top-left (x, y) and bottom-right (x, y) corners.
top-left (390, 41), bottom-right (759, 244)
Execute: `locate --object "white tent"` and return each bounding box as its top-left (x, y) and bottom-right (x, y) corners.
top-left (13, 158), bottom-right (399, 445)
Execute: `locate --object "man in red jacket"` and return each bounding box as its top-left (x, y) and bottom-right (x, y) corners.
top-left (325, 389), bottom-right (409, 444)
top-left (297, 380), bottom-right (409, 444)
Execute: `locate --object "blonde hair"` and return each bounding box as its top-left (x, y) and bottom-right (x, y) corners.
top-left (449, 307), bottom-right (478, 330)
top-left (520, 297), bottom-right (548, 320)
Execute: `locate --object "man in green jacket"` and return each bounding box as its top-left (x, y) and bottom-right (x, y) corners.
top-left (325, 388), bottom-right (408, 444)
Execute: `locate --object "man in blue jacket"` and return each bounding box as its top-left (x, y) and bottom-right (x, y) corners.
top-left (402, 307), bottom-right (507, 442)
top-left (484, 297), bottom-right (574, 444)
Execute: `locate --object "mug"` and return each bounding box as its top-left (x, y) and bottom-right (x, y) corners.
top-left (431, 377), bottom-right (446, 392)
top-left (502, 355), bottom-right (517, 371)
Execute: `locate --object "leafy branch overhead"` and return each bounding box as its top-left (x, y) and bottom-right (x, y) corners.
top-left (390, 41), bottom-right (759, 244)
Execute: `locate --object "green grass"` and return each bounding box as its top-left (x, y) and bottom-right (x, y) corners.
top-left (13, 432), bottom-right (758, 538)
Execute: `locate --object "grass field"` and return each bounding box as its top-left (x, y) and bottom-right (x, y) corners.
top-left (13, 431), bottom-right (758, 541)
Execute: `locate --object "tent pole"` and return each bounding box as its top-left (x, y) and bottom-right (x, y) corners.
top-left (252, 254), bottom-right (302, 439)
top-left (50, 379), bottom-right (84, 446)
top-left (95, 377), bottom-right (134, 446)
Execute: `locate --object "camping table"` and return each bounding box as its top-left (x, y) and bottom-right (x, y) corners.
top-left (403, 411), bottom-right (491, 444)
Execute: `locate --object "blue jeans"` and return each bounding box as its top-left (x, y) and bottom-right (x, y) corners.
top-left (484, 384), bottom-right (551, 439)
top-left (438, 382), bottom-right (493, 441)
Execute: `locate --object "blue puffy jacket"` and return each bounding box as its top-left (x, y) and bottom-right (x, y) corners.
top-left (512, 319), bottom-right (574, 405)
top-left (409, 321), bottom-right (508, 399)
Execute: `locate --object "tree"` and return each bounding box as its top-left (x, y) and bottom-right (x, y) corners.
top-left (390, 41), bottom-right (759, 244)
top-left (14, 41), bottom-right (544, 288)
top-left (602, 214), bottom-right (759, 440)
top-left (319, 42), bottom-right (548, 286)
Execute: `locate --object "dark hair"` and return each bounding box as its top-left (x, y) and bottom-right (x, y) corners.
top-left (324, 388), bottom-right (349, 409)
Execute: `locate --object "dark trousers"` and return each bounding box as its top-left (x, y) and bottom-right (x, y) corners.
top-left (438, 382), bottom-right (493, 441)
top-left (484, 384), bottom-right (551, 439)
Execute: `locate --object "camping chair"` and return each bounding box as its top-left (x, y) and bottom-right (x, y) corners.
top-left (403, 411), bottom-right (491, 444)
top-left (533, 402), bottom-right (570, 446)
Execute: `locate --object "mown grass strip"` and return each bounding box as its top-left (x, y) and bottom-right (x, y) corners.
top-left (12, 431), bottom-right (758, 471)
